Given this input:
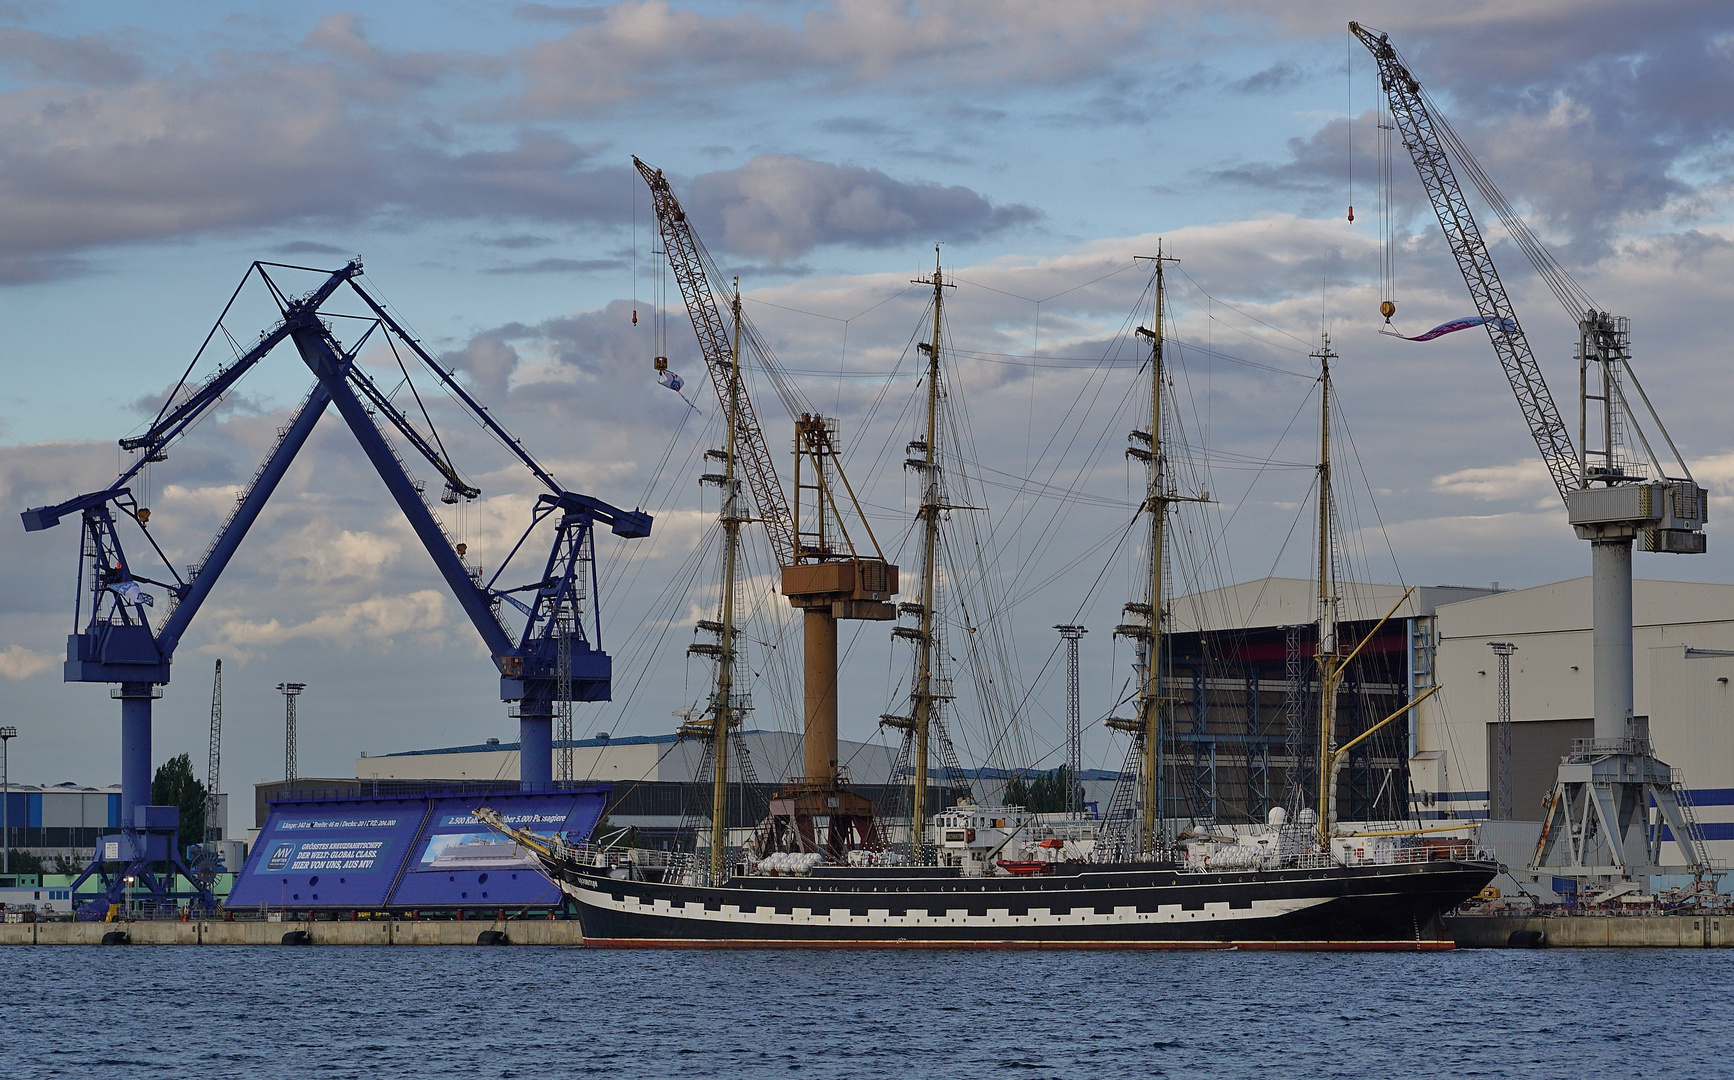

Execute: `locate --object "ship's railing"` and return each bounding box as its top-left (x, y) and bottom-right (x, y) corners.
top-left (547, 840), bottom-right (701, 877)
top-left (1569, 736), bottom-right (1654, 759)
top-left (1174, 840), bottom-right (1482, 873)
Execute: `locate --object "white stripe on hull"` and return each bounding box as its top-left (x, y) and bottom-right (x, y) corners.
top-left (561, 878), bottom-right (1332, 930)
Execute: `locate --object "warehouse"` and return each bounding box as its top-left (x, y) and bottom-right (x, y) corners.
top-left (1168, 574), bottom-right (1734, 870)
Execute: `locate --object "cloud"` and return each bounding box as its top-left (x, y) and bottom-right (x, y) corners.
top-left (474, 233), bottom-right (555, 249)
top-left (512, 0), bottom-right (1171, 113)
top-left (1230, 2), bottom-right (1734, 251)
top-left (214, 589), bottom-right (449, 649)
top-left (1232, 61), bottom-right (1306, 94)
top-left (270, 528), bottom-right (403, 585)
top-left (0, 29), bottom-right (625, 283)
top-left (440, 331), bottom-right (525, 398)
top-left (1431, 459), bottom-right (1555, 503)
top-left (275, 240), bottom-right (351, 255)
top-left (0, 644), bottom-right (53, 679)
top-left (685, 155), bottom-right (1039, 260)
top-left (0, 28), bottom-right (144, 86)
top-left (485, 257), bottom-right (625, 274)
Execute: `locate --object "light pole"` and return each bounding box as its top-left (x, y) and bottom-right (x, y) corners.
top-left (123, 874), bottom-right (135, 920)
top-left (277, 683), bottom-right (306, 783)
top-left (0, 726), bottom-right (15, 876)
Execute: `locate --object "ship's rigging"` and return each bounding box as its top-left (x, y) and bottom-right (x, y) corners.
top-left (595, 205), bottom-right (1435, 866)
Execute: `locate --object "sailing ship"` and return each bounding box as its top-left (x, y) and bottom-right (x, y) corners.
top-left (479, 248), bottom-right (1495, 949)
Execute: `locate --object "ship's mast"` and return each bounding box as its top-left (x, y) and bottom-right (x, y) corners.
top-left (908, 249), bottom-right (950, 862)
top-left (1313, 335), bottom-right (1340, 849)
top-left (707, 282), bottom-right (746, 880)
top-left (1134, 251), bottom-right (1174, 857)
top-left (1108, 250), bottom-right (1180, 857)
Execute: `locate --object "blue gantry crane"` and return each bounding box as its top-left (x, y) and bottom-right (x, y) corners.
top-left (21, 259), bottom-right (651, 912)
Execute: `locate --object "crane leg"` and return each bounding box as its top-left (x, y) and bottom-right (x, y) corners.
top-left (802, 609), bottom-right (839, 783)
top-left (1591, 538), bottom-right (1635, 744)
top-left (519, 704), bottom-right (553, 790)
top-left (119, 683), bottom-right (154, 825)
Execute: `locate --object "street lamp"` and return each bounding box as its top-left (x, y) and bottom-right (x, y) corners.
top-left (123, 874), bottom-right (135, 921)
top-left (0, 726), bottom-right (16, 877)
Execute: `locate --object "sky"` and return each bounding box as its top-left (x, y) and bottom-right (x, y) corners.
top-left (4, 0), bottom-right (1734, 836)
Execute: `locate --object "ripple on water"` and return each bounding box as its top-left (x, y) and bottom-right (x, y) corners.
top-left (3, 947), bottom-right (1727, 1079)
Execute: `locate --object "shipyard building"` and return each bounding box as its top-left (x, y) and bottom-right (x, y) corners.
top-left (0, 783), bottom-right (232, 866)
top-left (1168, 575), bottom-right (1734, 870)
top-left (251, 572), bottom-right (1734, 870)
top-left (255, 730), bottom-right (1117, 847)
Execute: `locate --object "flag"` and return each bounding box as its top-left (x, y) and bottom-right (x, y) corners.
top-left (1394, 315), bottom-right (1518, 342)
top-left (657, 367), bottom-right (699, 412)
top-left (110, 579), bottom-right (153, 607)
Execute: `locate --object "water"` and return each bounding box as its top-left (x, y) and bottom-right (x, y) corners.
top-left (4, 947), bottom-right (1727, 1078)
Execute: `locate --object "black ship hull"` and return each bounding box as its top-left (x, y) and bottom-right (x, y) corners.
top-left (546, 857), bottom-right (1496, 950)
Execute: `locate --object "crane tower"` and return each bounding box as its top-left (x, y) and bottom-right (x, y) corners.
top-left (1353, 23), bottom-right (1708, 880)
top-left (636, 159), bottom-right (897, 862)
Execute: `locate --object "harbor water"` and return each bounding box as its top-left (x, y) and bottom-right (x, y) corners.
top-left (3, 948), bottom-right (1725, 1078)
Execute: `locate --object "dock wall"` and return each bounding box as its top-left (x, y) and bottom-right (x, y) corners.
top-left (1445, 914), bottom-right (1733, 948)
top-left (7, 916), bottom-right (1728, 947)
top-left (0, 920), bottom-right (586, 946)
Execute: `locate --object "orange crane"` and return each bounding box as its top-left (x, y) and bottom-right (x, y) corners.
top-left (635, 158), bottom-right (898, 862)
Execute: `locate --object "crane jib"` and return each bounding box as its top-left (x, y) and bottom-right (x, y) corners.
top-left (1351, 22), bottom-right (1579, 504)
top-left (634, 157), bottom-right (798, 567)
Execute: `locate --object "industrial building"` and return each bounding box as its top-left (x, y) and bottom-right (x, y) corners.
top-left (0, 784), bottom-right (122, 865)
top-left (1161, 578), bottom-right (1495, 827)
top-left (256, 731), bottom-right (957, 847)
top-left (243, 571), bottom-right (1734, 872)
top-left (0, 783), bottom-right (233, 866)
top-left (1168, 574), bottom-right (1734, 870)
top-left (253, 730), bottom-right (1113, 848)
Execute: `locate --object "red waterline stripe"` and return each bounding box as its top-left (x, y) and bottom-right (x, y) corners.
top-left (581, 937), bottom-right (1454, 952)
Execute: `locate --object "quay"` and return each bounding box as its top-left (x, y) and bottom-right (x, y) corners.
top-left (0, 918), bottom-right (585, 946)
top-left (1445, 914), bottom-right (1734, 948)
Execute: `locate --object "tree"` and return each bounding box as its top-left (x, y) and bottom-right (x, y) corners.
top-left (2, 850), bottom-right (43, 876)
top-left (1005, 766), bottom-right (1074, 815)
top-left (151, 753), bottom-right (207, 861)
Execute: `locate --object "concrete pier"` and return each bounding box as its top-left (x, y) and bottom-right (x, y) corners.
top-left (0, 919), bottom-right (588, 945)
top-left (1445, 913), bottom-right (1733, 948)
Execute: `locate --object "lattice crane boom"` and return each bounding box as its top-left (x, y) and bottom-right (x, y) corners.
top-left (1350, 22), bottom-right (1579, 504)
top-left (206, 659), bottom-right (222, 842)
top-left (634, 157), bottom-right (798, 566)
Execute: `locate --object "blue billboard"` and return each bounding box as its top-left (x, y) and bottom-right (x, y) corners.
top-left (228, 798), bottom-right (427, 909)
top-left (228, 787), bottom-right (608, 911)
top-left (391, 794), bottom-right (606, 908)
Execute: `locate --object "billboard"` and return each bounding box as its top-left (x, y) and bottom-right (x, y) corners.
top-left (390, 794), bottom-right (606, 908)
top-left (228, 798), bottom-right (428, 909)
top-left (228, 788), bottom-right (608, 910)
